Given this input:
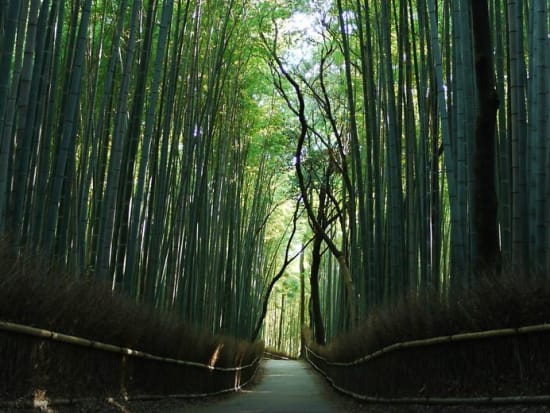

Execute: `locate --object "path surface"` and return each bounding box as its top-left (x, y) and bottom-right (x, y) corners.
top-left (181, 359), bottom-right (345, 413)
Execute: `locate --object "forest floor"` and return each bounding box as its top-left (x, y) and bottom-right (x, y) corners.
top-left (3, 359), bottom-right (549, 413)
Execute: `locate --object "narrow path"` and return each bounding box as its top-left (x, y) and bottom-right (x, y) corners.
top-left (181, 359), bottom-right (345, 413)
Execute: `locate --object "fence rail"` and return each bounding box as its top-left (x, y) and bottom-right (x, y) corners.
top-left (307, 322), bottom-right (550, 366)
top-left (0, 319), bottom-right (262, 407)
top-left (263, 350), bottom-right (291, 360)
top-left (0, 367), bottom-right (262, 410)
top-left (305, 322), bottom-right (550, 405)
top-left (0, 320), bottom-right (260, 371)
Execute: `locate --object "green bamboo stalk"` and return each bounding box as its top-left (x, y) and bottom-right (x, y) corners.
top-left (493, 0), bottom-right (511, 270)
top-left (126, 0), bottom-right (174, 300)
top-left (96, 0), bottom-right (141, 281)
top-left (43, 0), bottom-right (92, 255)
top-left (381, 1), bottom-right (405, 300)
top-left (507, 0), bottom-right (528, 272)
top-left (526, 1), bottom-right (548, 272)
top-left (11, 0), bottom-right (41, 243)
top-left (471, 0), bottom-right (500, 274)
top-left (0, 0), bottom-right (28, 234)
top-left (28, 0), bottom-right (62, 244)
top-left (0, 0), bottom-right (21, 232)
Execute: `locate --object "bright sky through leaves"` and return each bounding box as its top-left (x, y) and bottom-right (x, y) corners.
top-left (280, 8), bottom-right (324, 65)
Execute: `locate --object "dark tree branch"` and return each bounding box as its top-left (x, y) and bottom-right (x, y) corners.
top-left (261, 28), bottom-right (358, 328)
top-left (251, 196), bottom-right (311, 341)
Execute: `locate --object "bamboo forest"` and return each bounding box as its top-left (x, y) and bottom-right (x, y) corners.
top-left (1, 0), bottom-right (550, 410)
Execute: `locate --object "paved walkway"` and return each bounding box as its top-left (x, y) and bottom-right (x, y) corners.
top-left (186, 359), bottom-right (344, 413)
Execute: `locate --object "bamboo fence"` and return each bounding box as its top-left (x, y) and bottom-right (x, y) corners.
top-left (0, 319), bottom-right (263, 407)
top-left (0, 320), bottom-right (260, 371)
top-left (305, 322), bottom-right (550, 405)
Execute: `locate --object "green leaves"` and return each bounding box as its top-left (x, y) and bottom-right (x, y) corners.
top-left (1, 0), bottom-right (549, 352)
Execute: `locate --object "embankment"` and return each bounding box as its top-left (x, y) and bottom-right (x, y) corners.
top-left (0, 246), bottom-right (263, 408)
top-left (305, 273), bottom-right (550, 404)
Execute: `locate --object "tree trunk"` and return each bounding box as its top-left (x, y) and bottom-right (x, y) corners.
top-left (277, 294), bottom-right (285, 350)
top-left (299, 241), bottom-right (306, 356)
top-left (471, 0), bottom-right (500, 274)
top-left (310, 232), bottom-right (326, 345)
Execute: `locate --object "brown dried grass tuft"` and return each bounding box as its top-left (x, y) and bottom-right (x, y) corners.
top-left (306, 271), bottom-right (550, 398)
top-left (0, 238), bottom-right (262, 372)
top-left (315, 270), bottom-right (550, 363)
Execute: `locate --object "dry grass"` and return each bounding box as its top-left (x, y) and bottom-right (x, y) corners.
top-left (314, 271), bottom-right (550, 363)
top-left (0, 239), bottom-right (263, 401)
top-left (307, 271), bottom-right (550, 398)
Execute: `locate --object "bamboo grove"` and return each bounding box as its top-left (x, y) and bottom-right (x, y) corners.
top-left (261, 0), bottom-right (550, 344)
top-left (1, 0), bottom-right (549, 353)
top-left (0, 0), bottom-right (292, 340)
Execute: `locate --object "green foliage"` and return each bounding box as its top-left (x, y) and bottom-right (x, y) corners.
top-left (1, 0), bottom-right (549, 358)
top-left (264, 0), bottom-right (550, 345)
top-left (0, 0), bottom-right (293, 342)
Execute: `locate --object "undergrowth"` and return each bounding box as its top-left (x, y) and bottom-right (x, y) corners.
top-left (306, 272), bottom-right (550, 398)
top-left (0, 240), bottom-right (262, 370)
top-left (312, 271), bottom-right (550, 363)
